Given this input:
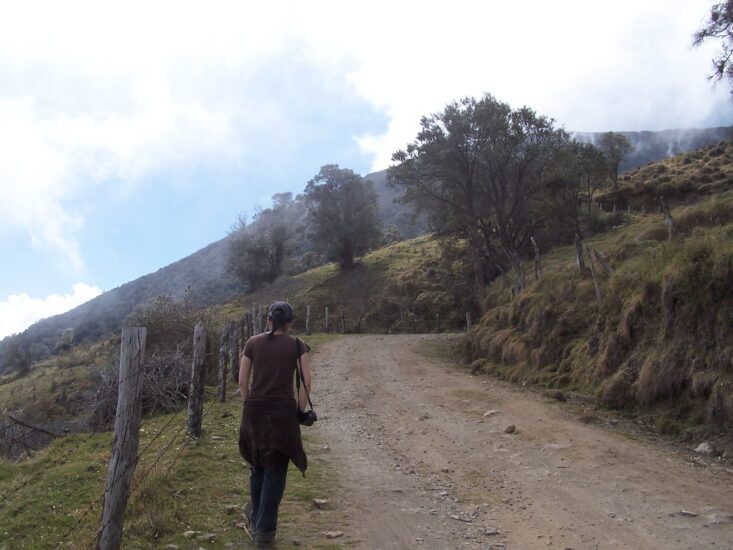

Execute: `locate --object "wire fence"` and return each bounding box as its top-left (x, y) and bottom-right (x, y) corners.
top-left (1, 352), bottom-right (225, 549)
top-left (51, 391), bottom-right (219, 548)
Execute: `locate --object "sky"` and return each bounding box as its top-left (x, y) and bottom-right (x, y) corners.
top-left (1, 0), bottom-right (732, 338)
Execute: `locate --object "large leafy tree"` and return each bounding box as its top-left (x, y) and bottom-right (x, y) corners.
top-left (389, 94), bottom-right (570, 308)
top-left (597, 131), bottom-right (632, 192)
top-left (694, 1), bottom-right (733, 85)
top-left (304, 165), bottom-right (381, 270)
top-left (227, 202), bottom-right (294, 289)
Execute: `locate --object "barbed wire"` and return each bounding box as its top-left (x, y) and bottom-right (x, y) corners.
top-left (90, 395), bottom-right (220, 546)
top-left (3, 370), bottom-right (225, 548)
top-left (0, 361), bottom-right (194, 512)
top-left (0, 427), bottom-right (104, 513)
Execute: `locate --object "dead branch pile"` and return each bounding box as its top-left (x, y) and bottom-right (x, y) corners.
top-left (89, 348), bottom-right (189, 431)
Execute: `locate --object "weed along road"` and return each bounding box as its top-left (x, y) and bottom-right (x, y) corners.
top-left (309, 334), bottom-right (733, 550)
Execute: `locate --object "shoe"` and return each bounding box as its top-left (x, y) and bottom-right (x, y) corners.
top-left (254, 532), bottom-right (275, 547)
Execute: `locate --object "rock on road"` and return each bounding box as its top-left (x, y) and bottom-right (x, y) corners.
top-left (310, 334), bottom-right (733, 549)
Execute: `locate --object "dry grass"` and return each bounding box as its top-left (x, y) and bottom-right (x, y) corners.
top-left (466, 186), bottom-right (733, 438)
top-left (213, 234), bottom-right (475, 335)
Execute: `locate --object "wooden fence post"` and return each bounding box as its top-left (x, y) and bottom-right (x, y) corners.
top-left (325, 307), bottom-right (330, 334)
top-left (575, 233), bottom-right (586, 274)
top-left (96, 327), bottom-right (146, 550)
top-left (435, 313), bottom-right (440, 333)
top-left (587, 246), bottom-right (602, 303)
top-left (466, 313), bottom-right (472, 332)
top-left (341, 311), bottom-right (346, 334)
top-left (187, 322), bottom-right (206, 438)
top-left (251, 305), bottom-right (257, 334)
top-left (245, 312), bottom-right (253, 339)
top-left (660, 196), bottom-right (677, 241)
top-left (306, 305), bottom-right (311, 335)
top-left (217, 324), bottom-right (229, 403)
top-left (258, 306), bottom-right (266, 334)
top-left (230, 321), bottom-right (240, 384)
top-left (530, 236), bottom-right (542, 280)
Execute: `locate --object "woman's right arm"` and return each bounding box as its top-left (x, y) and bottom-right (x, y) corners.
top-left (239, 354), bottom-right (252, 401)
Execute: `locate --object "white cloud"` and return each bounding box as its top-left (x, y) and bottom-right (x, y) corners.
top-left (0, 0), bottom-right (731, 265)
top-left (0, 283), bottom-right (102, 339)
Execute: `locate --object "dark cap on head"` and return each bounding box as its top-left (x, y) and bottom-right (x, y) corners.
top-left (267, 301), bottom-right (295, 321)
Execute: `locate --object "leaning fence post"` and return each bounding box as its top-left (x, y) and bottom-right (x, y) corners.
top-left (587, 246), bottom-right (603, 303)
top-left (325, 307), bottom-right (330, 334)
top-left (306, 305), bottom-right (311, 335)
top-left (187, 322), bottom-right (206, 438)
top-left (245, 312), bottom-right (253, 339)
top-left (660, 196), bottom-right (677, 241)
top-left (230, 321), bottom-right (240, 384)
top-left (466, 313), bottom-right (472, 332)
top-left (530, 236), bottom-right (542, 280)
top-left (96, 327), bottom-right (146, 550)
top-left (217, 324), bottom-right (229, 403)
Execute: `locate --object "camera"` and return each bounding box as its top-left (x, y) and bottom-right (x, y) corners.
top-left (299, 409), bottom-right (317, 426)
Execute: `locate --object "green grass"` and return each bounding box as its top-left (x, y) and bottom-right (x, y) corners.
top-left (213, 234), bottom-right (472, 335)
top-left (0, 336), bottom-right (348, 550)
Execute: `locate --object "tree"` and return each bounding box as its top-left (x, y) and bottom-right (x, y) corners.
top-left (544, 141), bottom-right (607, 273)
top-left (390, 94), bottom-right (570, 308)
top-left (304, 165), bottom-right (381, 270)
top-left (227, 197), bottom-right (296, 289)
top-left (597, 131), bottom-right (632, 192)
top-left (1, 335), bottom-right (32, 375)
top-left (694, 1), bottom-right (733, 85)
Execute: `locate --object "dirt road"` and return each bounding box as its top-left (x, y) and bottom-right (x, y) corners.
top-left (310, 334), bottom-right (733, 549)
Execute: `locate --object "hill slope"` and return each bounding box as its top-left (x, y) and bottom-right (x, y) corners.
top-left (0, 176), bottom-right (427, 374)
top-left (466, 146), bottom-right (733, 440)
top-left (3, 127), bottom-right (729, 377)
top-left (575, 126), bottom-right (732, 172)
top-left (0, 236), bottom-right (246, 374)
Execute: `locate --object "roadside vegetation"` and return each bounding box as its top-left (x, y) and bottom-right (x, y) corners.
top-left (465, 164), bottom-right (733, 441)
top-left (0, 335), bottom-right (343, 550)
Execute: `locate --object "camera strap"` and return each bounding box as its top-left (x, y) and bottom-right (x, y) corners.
top-left (295, 337), bottom-right (314, 411)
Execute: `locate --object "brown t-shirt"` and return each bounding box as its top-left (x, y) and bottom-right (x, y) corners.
top-left (239, 333), bottom-right (311, 473)
top-left (243, 333), bottom-right (310, 402)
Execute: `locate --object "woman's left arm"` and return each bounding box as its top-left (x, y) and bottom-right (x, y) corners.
top-left (239, 354), bottom-right (252, 401)
top-left (298, 352), bottom-right (312, 412)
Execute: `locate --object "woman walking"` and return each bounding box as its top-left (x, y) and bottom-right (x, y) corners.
top-left (238, 301), bottom-right (312, 548)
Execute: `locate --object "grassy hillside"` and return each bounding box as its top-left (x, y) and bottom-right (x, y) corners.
top-left (214, 234), bottom-right (475, 335)
top-left (466, 151), bottom-right (733, 441)
top-left (600, 140), bottom-right (733, 211)
top-left (575, 126), bottom-right (732, 173)
top-left (0, 336), bottom-right (345, 550)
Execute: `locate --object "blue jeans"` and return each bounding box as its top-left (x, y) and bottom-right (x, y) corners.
top-left (249, 462), bottom-right (289, 537)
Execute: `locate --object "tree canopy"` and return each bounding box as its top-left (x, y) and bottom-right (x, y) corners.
top-left (227, 201), bottom-right (296, 289)
top-left (304, 165), bottom-right (381, 270)
top-left (694, 1), bottom-right (733, 86)
top-left (597, 131), bottom-right (632, 191)
top-left (389, 94), bottom-right (571, 305)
